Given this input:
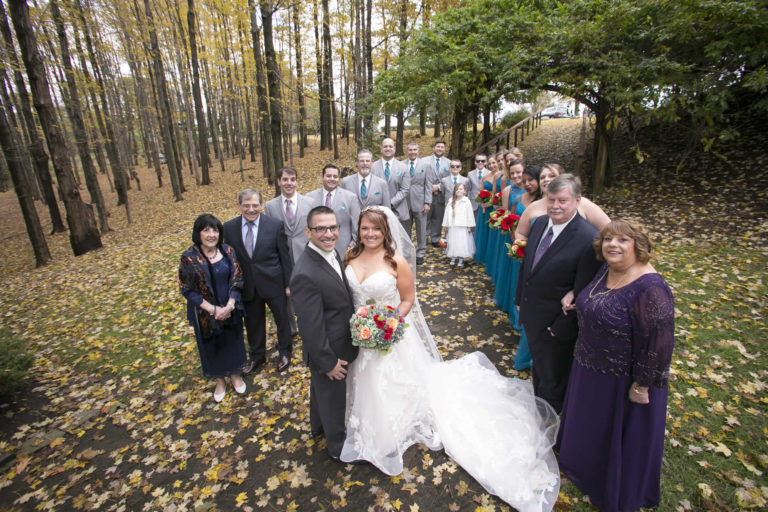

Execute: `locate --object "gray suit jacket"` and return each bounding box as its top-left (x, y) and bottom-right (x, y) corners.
top-left (371, 158), bottom-right (411, 221)
top-left (401, 157), bottom-right (432, 212)
top-left (440, 174), bottom-right (469, 203)
top-left (305, 187), bottom-right (360, 255)
top-left (423, 155), bottom-right (452, 205)
top-left (340, 173), bottom-right (391, 209)
top-left (264, 193), bottom-right (311, 265)
top-left (467, 168), bottom-right (487, 212)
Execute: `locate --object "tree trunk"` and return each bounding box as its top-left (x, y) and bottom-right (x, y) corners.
top-left (0, 96), bottom-right (50, 266)
top-left (77, 0), bottom-right (130, 211)
top-left (321, 0), bottom-right (337, 159)
top-left (482, 103), bottom-right (491, 144)
top-left (260, 0), bottom-right (284, 176)
top-left (187, 0), bottom-right (210, 184)
top-left (419, 106), bottom-right (426, 135)
top-left (248, 0), bottom-right (274, 182)
top-left (142, 0), bottom-right (183, 201)
top-left (0, 0), bottom-right (65, 233)
top-left (8, 0), bottom-right (102, 255)
top-left (292, 3), bottom-right (306, 156)
top-left (312, 0), bottom-right (327, 150)
top-left (51, 0), bottom-right (113, 232)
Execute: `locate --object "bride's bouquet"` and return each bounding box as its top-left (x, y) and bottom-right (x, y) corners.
top-left (349, 300), bottom-right (407, 353)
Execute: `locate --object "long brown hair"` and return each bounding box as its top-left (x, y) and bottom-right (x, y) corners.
top-left (344, 208), bottom-right (398, 270)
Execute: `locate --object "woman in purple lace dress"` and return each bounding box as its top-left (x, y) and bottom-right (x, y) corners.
top-left (556, 219), bottom-right (675, 512)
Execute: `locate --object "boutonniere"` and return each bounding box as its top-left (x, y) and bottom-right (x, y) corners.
top-left (338, 206), bottom-right (346, 210)
top-left (374, 191), bottom-right (381, 195)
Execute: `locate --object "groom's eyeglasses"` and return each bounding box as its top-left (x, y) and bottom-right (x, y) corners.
top-left (308, 225), bottom-right (340, 233)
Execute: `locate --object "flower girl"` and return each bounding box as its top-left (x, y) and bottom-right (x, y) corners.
top-left (442, 183), bottom-right (476, 267)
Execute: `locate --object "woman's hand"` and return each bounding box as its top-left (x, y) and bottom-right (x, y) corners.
top-left (214, 304), bottom-right (232, 321)
top-left (628, 382), bottom-right (649, 404)
top-left (561, 290), bottom-right (576, 315)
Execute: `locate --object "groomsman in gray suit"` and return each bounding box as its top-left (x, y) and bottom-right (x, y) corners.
top-left (440, 159), bottom-right (469, 204)
top-left (425, 141), bottom-right (451, 245)
top-left (264, 167), bottom-right (310, 265)
top-left (306, 164), bottom-right (360, 256)
top-left (371, 137), bottom-right (411, 231)
top-left (264, 167), bottom-right (311, 337)
top-left (341, 149), bottom-right (391, 209)
top-left (401, 141), bottom-right (431, 264)
top-left (467, 154), bottom-right (488, 216)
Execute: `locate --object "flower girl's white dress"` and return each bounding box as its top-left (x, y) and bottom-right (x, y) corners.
top-left (341, 267), bottom-right (560, 512)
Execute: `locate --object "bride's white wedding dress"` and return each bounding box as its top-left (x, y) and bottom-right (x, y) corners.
top-left (341, 268), bottom-right (560, 512)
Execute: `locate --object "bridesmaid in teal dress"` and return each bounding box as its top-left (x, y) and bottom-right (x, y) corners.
top-left (489, 159), bottom-right (523, 284)
top-left (509, 166), bottom-right (541, 370)
top-left (484, 153), bottom-right (512, 279)
top-left (494, 164), bottom-right (536, 314)
top-left (473, 155), bottom-right (498, 265)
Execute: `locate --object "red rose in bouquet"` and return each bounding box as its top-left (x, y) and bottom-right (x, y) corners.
top-left (499, 213), bottom-right (521, 234)
top-left (506, 240), bottom-right (527, 261)
top-left (488, 209), bottom-right (506, 230)
top-left (476, 189), bottom-right (492, 205)
top-left (491, 192), bottom-right (503, 206)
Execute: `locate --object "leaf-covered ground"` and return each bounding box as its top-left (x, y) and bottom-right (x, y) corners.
top-left (0, 120), bottom-right (766, 511)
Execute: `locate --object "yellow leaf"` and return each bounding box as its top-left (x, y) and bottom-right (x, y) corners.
top-left (235, 492), bottom-right (248, 506)
top-left (392, 498), bottom-right (402, 510)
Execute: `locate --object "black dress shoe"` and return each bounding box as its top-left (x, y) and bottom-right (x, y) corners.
top-left (431, 242), bottom-right (440, 248)
top-left (243, 357), bottom-right (266, 375)
top-left (277, 355), bottom-right (290, 372)
top-left (416, 257), bottom-right (424, 265)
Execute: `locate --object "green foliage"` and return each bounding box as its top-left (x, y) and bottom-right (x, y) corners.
top-left (500, 109), bottom-right (531, 129)
top-left (372, 0), bottom-right (768, 177)
top-left (0, 328), bottom-right (34, 401)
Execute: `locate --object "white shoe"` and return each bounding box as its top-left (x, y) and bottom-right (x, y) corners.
top-left (213, 388), bottom-right (226, 403)
top-left (449, 258), bottom-right (456, 266)
top-left (233, 378), bottom-right (246, 395)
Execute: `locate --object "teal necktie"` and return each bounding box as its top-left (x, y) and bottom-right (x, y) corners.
top-left (453, 177), bottom-right (458, 185)
top-left (435, 157), bottom-right (440, 173)
top-left (385, 162), bottom-right (390, 181)
top-left (409, 161), bottom-right (414, 176)
top-left (360, 178), bottom-right (367, 198)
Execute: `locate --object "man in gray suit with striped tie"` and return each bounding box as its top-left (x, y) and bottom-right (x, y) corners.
top-left (264, 167), bottom-right (311, 343)
top-left (305, 164), bottom-right (360, 256)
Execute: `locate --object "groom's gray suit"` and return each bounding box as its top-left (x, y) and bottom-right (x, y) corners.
top-left (290, 240), bottom-right (359, 459)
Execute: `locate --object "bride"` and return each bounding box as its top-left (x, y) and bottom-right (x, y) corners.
top-left (341, 206), bottom-right (560, 512)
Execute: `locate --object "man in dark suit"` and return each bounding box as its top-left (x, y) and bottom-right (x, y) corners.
top-left (290, 206), bottom-right (359, 460)
top-left (516, 174), bottom-right (601, 413)
top-left (223, 189), bottom-right (294, 374)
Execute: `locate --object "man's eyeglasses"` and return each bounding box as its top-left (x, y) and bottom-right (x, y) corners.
top-left (308, 225), bottom-right (340, 233)
top-left (449, 164), bottom-right (462, 168)
top-left (475, 159), bottom-right (486, 163)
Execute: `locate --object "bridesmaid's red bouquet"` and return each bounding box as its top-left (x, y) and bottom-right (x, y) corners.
top-left (506, 240), bottom-right (527, 261)
top-left (499, 213), bottom-right (521, 235)
top-left (349, 301), bottom-right (407, 353)
top-left (488, 209), bottom-right (506, 230)
top-left (491, 192), bottom-right (503, 206)
top-left (475, 189), bottom-right (492, 206)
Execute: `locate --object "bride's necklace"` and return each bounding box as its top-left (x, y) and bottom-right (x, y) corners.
top-left (589, 265), bottom-right (637, 299)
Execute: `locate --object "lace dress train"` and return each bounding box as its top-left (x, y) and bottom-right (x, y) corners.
top-left (341, 269), bottom-right (560, 512)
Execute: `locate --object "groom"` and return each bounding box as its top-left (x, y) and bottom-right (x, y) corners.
top-left (290, 206), bottom-right (359, 460)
